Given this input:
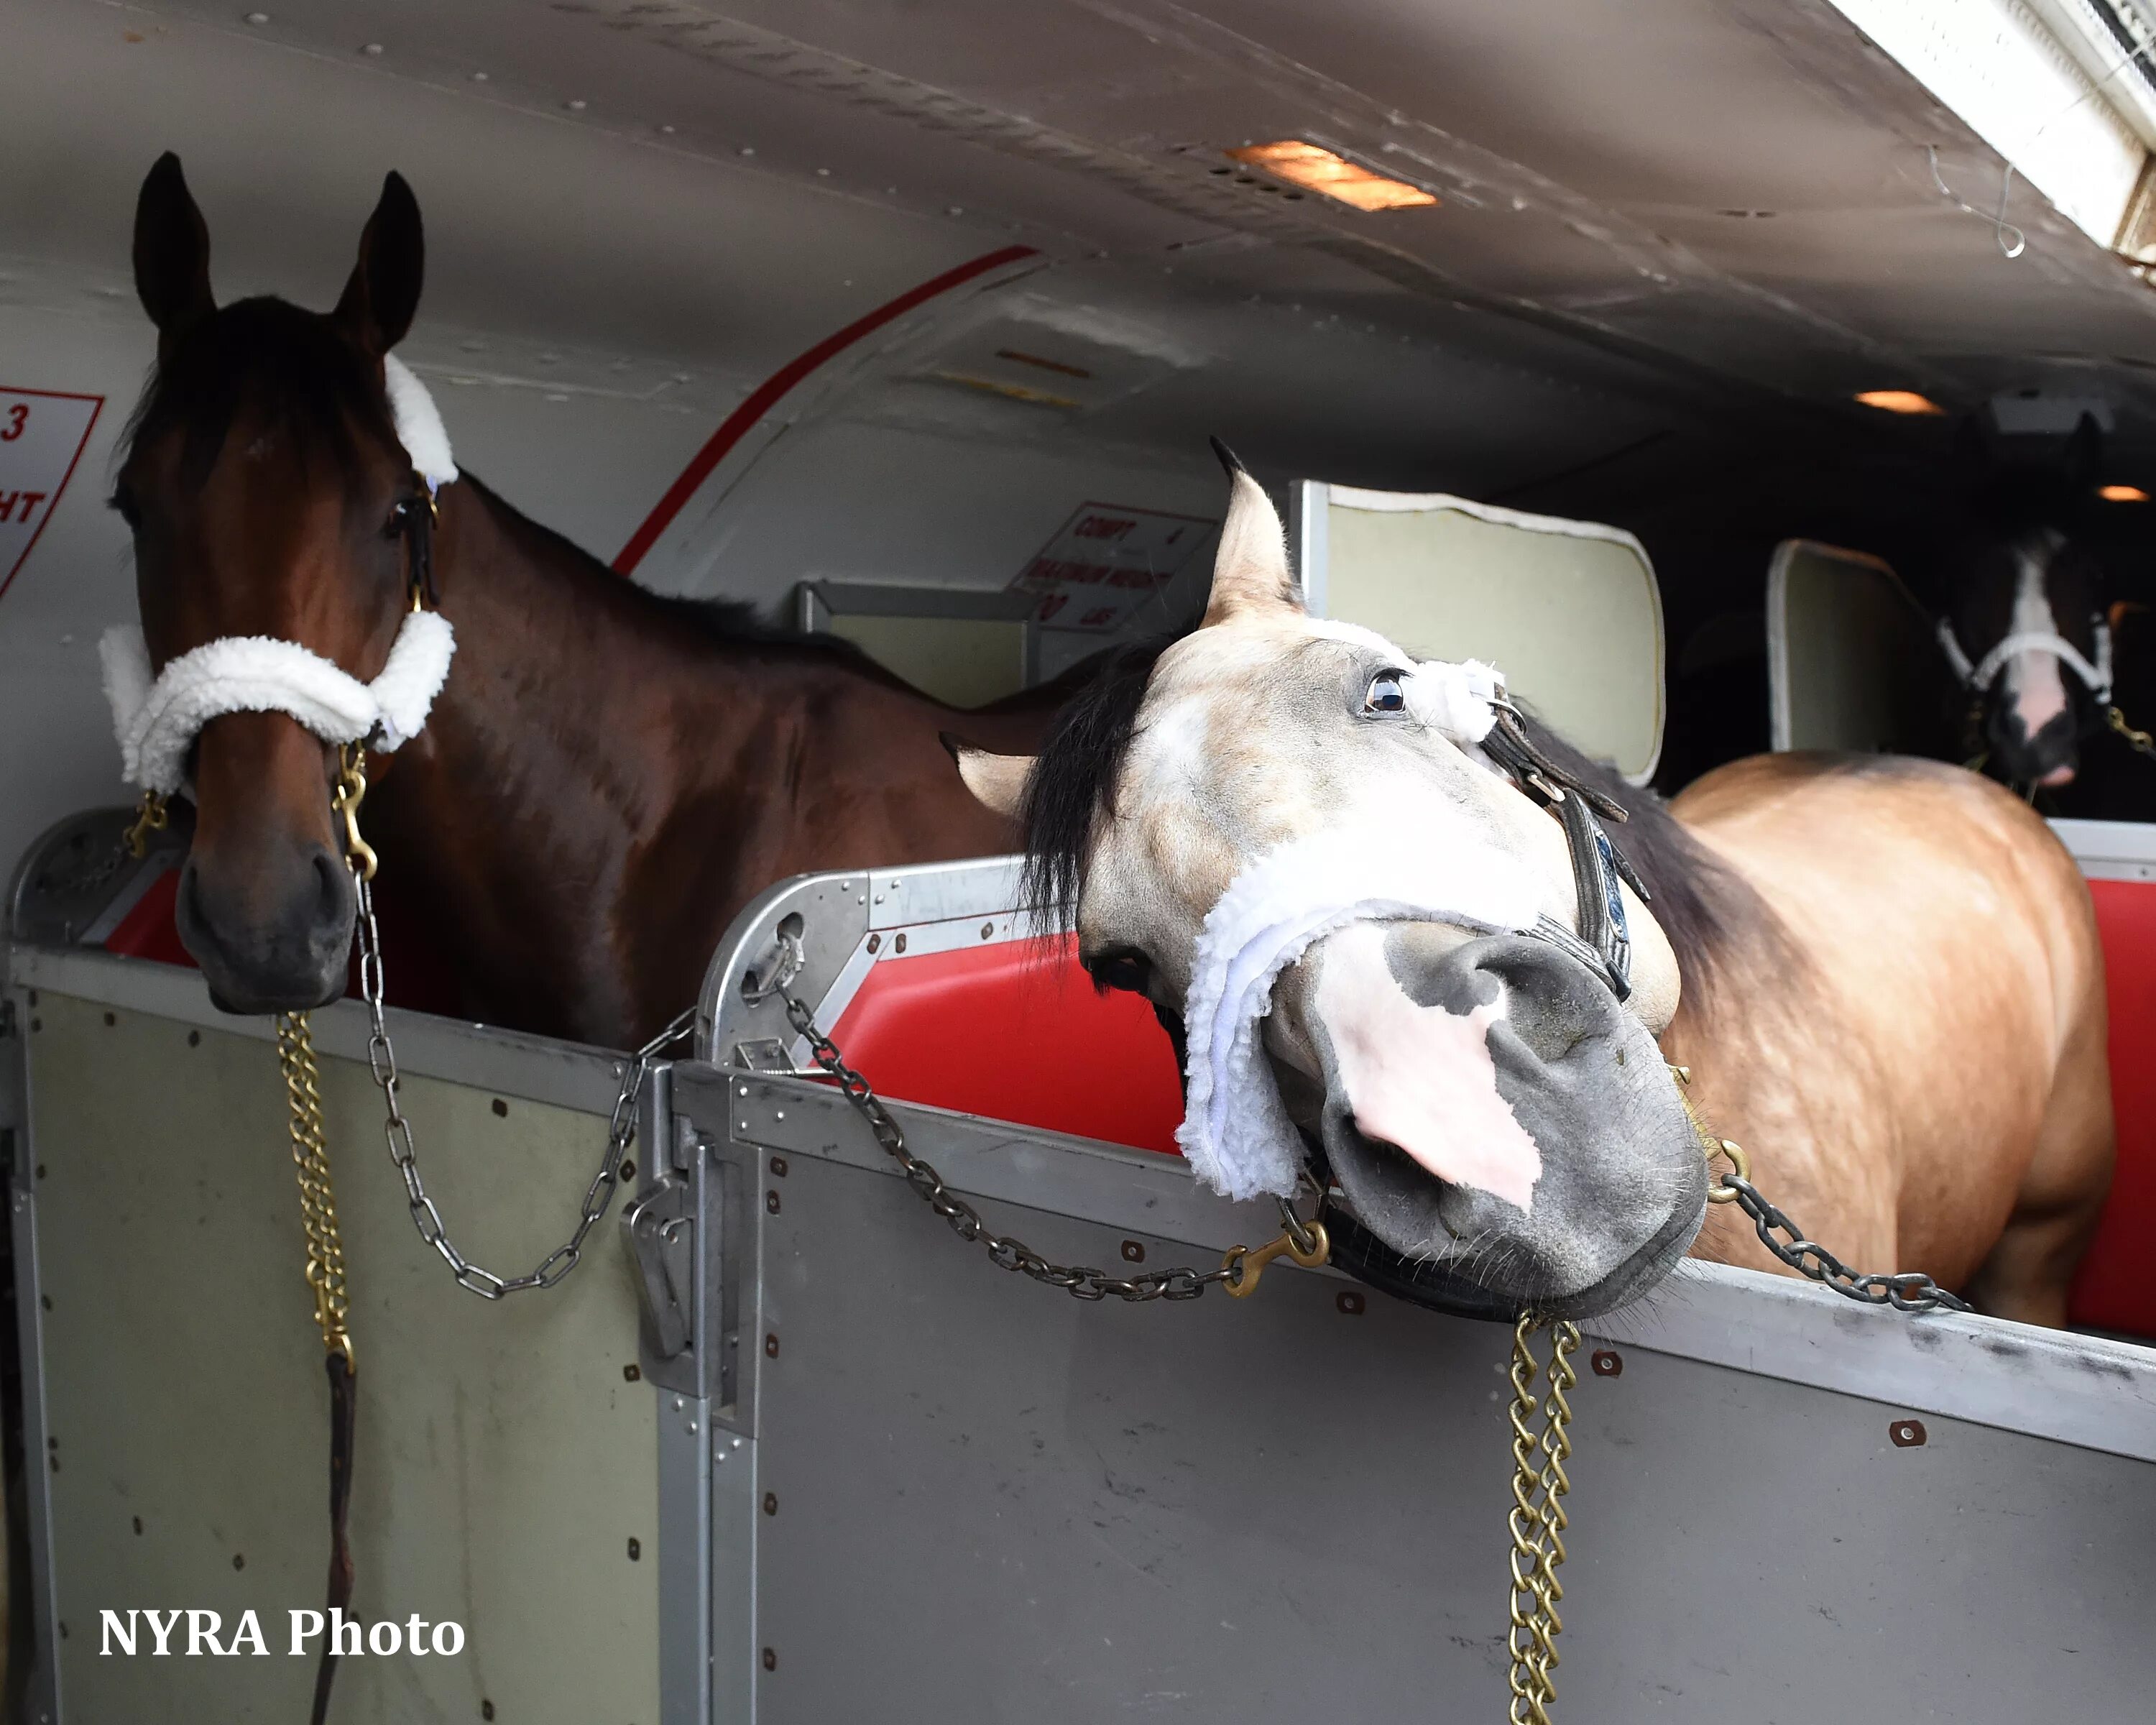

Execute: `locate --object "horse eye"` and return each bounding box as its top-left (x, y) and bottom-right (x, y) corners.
top-left (384, 498), bottom-right (414, 539)
top-left (1090, 949), bottom-right (1153, 994)
top-left (1363, 670), bottom-right (1409, 714)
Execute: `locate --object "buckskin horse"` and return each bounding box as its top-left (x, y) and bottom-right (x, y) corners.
top-left (1933, 414), bottom-right (2156, 815)
top-left (113, 153), bottom-right (1087, 1047)
top-left (952, 454), bottom-right (2114, 1326)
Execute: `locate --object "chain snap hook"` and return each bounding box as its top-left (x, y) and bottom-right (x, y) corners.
top-left (1704, 1137), bottom-right (1751, 1204)
top-left (121, 787), bottom-right (169, 860)
top-left (1220, 1217), bottom-right (1330, 1299)
top-left (332, 743), bottom-right (377, 882)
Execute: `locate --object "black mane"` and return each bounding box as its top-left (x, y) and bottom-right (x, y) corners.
top-left (1020, 639), bottom-right (1771, 1001)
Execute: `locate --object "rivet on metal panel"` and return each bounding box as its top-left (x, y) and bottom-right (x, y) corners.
top-left (867, 932), bottom-right (881, 953)
top-left (1335, 1291), bottom-right (1365, 1315)
top-left (232, 1553), bottom-right (244, 1570)
top-left (1591, 1350), bottom-right (1623, 1378)
top-left (1120, 1240), bottom-right (1146, 1263)
top-left (766, 1190), bottom-right (782, 1214)
top-left (732, 1435), bottom-right (743, 1448)
top-left (687, 1422), bottom-right (699, 1435)
top-left (102, 1012), bottom-right (115, 1028)
top-left (483, 1700), bottom-right (496, 1720)
top-left (762, 1648), bottom-right (778, 1672)
top-left (738, 1085), bottom-right (750, 1098)
top-left (763, 1493), bottom-right (778, 1516)
top-left (980, 921), bottom-right (994, 939)
top-left (34, 1166), bottom-right (45, 1180)
top-left (619, 1159), bottom-right (635, 1182)
top-left (1890, 1419), bottom-right (1927, 1448)
top-left (132, 1517), bottom-right (142, 1535)
top-left (627, 1537), bottom-right (642, 1560)
top-left (673, 1397), bottom-right (685, 1412)
top-left (188, 1029), bottom-right (200, 1047)
top-left (894, 932), bottom-right (908, 954)
top-left (770, 1155), bottom-right (788, 1177)
top-left (491, 1098), bottom-right (507, 1118)
top-left (764, 1333), bottom-right (780, 1358)
top-left (40, 1296), bottom-right (50, 1312)
top-left (624, 1363), bottom-right (641, 1382)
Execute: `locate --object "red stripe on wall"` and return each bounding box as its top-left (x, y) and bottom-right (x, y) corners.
top-left (612, 244), bottom-right (1040, 576)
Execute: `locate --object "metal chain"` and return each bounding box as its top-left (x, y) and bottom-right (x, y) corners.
top-left (274, 1011), bottom-right (355, 1368)
top-left (777, 988), bottom-right (1263, 1300)
top-left (337, 745), bottom-right (694, 1298)
top-left (2109, 704), bottom-right (2156, 758)
top-left (1506, 1314), bottom-right (1580, 1725)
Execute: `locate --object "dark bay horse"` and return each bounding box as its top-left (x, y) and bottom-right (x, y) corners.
top-left (117, 154), bottom-right (1080, 1046)
top-left (1934, 415), bottom-right (2156, 812)
top-left (954, 458), bottom-right (2113, 1325)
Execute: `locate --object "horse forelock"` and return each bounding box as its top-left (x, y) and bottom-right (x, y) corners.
top-left (124, 296), bottom-right (396, 493)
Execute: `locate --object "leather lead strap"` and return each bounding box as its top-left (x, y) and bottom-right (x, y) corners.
top-left (309, 1351), bottom-right (357, 1725)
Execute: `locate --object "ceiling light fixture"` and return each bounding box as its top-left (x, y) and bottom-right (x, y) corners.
top-left (1854, 390), bottom-right (1945, 415)
top-left (1225, 141), bottom-right (1437, 212)
top-left (2099, 483), bottom-right (2150, 501)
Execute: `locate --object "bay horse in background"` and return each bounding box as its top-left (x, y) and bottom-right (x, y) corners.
top-left (116, 154), bottom-right (1087, 1048)
top-left (1933, 413), bottom-right (2156, 815)
top-left (953, 456), bottom-right (2113, 1326)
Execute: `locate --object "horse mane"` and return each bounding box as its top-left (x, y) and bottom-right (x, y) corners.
top-left (1019, 633), bottom-right (1775, 1006)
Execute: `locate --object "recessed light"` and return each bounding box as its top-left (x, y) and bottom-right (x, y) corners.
top-left (2099, 484), bottom-right (2150, 502)
top-left (1855, 389), bottom-right (1945, 415)
top-left (1225, 141), bottom-right (1437, 212)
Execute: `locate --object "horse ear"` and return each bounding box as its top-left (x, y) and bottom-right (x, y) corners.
top-left (2066, 412), bottom-right (2105, 493)
top-left (133, 152), bottom-right (214, 352)
top-left (335, 171), bottom-right (424, 356)
top-left (946, 739), bottom-right (1035, 821)
top-left (1202, 438), bottom-right (1302, 625)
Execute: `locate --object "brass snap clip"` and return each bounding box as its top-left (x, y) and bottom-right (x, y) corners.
top-left (1221, 1208), bottom-right (1330, 1299)
top-left (1705, 1136), bottom-right (1751, 1204)
top-left (121, 788), bottom-right (169, 860)
top-left (332, 743), bottom-right (378, 882)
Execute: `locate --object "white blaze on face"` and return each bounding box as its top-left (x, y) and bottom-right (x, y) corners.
top-left (2005, 546), bottom-right (2070, 744)
top-left (1312, 923), bottom-right (1543, 1212)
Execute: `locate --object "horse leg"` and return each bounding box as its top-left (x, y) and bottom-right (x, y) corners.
top-left (1961, 1010), bottom-right (2114, 1327)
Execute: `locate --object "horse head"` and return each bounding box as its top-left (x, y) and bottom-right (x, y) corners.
top-left (114, 152), bottom-right (433, 1013)
top-left (1938, 415), bottom-right (2114, 791)
top-left (952, 454), bottom-right (1705, 1318)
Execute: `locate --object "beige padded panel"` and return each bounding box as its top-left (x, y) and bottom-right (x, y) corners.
top-left (829, 614), bottom-right (1027, 707)
top-left (1318, 489), bottom-right (1664, 779)
top-left (1766, 540), bottom-right (1939, 754)
top-left (27, 993), bottom-right (658, 1724)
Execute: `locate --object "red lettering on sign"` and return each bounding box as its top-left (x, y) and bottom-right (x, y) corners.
top-left (0, 403), bottom-right (27, 441)
top-left (1074, 515), bottom-right (1137, 541)
top-left (1036, 594), bottom-right (1069, 621)
top-left (1078, 606), bottom-right (1119, 627)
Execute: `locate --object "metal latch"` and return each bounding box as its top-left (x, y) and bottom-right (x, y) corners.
top-left (623, 1172), bottom-right (695, 1359)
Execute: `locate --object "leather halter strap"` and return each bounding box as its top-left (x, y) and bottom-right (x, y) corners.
top-left (1478, 707), bottom-right (1646, 1001)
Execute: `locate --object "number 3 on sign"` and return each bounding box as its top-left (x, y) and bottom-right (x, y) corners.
top-left (0, 385), bottom-right (105, 607)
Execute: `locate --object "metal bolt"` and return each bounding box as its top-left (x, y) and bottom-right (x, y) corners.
top-left (867, 932), bottom-right (882, 953)
top-left (732, 1436), bottom-right (743, 1448)
top-left (763, 1493), bottom-right (778, 1516)
top-left (188, 1030), bottom-right (200, 1046)
top-left (627, 1536), bottom-right (642, 1560)
top-left (673, 1397), bottom-right (685, 1412)
top-left (1890, 1419), bottom-right (1927, 1448)
top-left (624, 1363), bottom-right (641, 1382)
top-left (893, 932), bottom-right (908, 954)
top-left (765, 1190), bottom-right (781, 1214)
top-left (1591, 1350), bottom-right (1623, 1378)
top-left (762, 1647), bottom-right (777, 1672)
top-left (619, 1158), bottom-right (635, 1182)
top-left (688, 1422), bottom-right (699, 1435)
top-left (1120, 1241), bottom-right (1146, 1264)
top-left (232, 1553), bottom-right (244, 1570)
top-left (764, 1333), bottom-right (779, 1358)
top-left (1335, 1291), bottom-right (1365, 1316)
top-left (980, 921), bottom-right (994, 939)
top-left (770, 1156), bottom-right (788, 1177)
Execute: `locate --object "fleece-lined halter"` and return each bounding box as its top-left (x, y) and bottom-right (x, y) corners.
top-left (1173, 656), bottom-right (1645, 1203)
top-left (98, 354), bottom-right (460, 795)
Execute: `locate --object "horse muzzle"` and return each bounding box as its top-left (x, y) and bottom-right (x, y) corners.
top-left (1267, 921), bottom-right (1707, 1319)
top-left (177, 840), bottom-right (356, 1014)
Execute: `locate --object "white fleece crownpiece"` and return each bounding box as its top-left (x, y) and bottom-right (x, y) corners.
top-left (1404, 657), bottom-right (1505, 743)
top-left (1176, 810), bottom-right (1543, 1201)
top-left (383, 354), bottom-right (458, 492)
top-left (99, 610), bottom-right (456, 795)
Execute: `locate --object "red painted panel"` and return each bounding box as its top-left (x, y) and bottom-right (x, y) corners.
top-left (826, 933), bottom-right (1184, 1155)
top-left (2069, 878), bottom-right (2156, 1338)
top-left (102, 867), bottom-right (192, 967)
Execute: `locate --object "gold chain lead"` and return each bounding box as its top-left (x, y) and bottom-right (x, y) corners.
top-left (1506, 1312), bottom-right (1581, 1724)
top-left (277, 1011), bottom-right (354, 1370)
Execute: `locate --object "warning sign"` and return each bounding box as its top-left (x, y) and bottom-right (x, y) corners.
top-left (0, 387), bottom-right (104, 606)
top-left (1008, 501), bottom-right (1215, 632)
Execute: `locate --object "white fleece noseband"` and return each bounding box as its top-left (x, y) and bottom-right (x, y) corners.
top-left (1175, 656), bottom-right (1534, 1201)
top-left (98, 355), bottom-right (459, 796)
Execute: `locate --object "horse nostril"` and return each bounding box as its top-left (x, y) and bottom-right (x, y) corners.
top-left (310, 848), bottom-right (351, 921)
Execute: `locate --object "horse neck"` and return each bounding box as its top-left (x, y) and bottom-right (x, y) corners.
top-left (372, 478), bottom-right (760, 1040)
